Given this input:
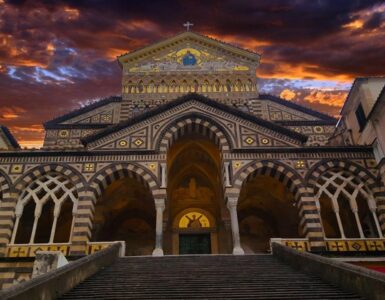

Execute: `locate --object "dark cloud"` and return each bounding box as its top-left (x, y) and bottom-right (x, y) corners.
top-left (363, 12), bottom-right (383, 29)
top-left (0, 0), bottom-right (384, 146)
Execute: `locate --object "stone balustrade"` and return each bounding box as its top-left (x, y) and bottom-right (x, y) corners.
top-left (5, 241), bottom-right (125, 258)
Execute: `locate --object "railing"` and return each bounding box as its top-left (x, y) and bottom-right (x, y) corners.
top-left (6, 241), bottom-right (125, 258)
top-left (271, 238), bottom-right (385, 253)
top-left (0, 243), bottom-right (122, 300)
top-left (270, 238), bottom-right (310, 252)
top-left (325, 238), bottom-right (385, 252)
top-left (271, 242), bottom-right (385, 300)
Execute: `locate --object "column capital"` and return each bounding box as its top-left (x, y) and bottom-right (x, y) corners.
top-left (226, 197), bottom-right (238, 209)
top-left (154, 198), bottom-right (166, 210)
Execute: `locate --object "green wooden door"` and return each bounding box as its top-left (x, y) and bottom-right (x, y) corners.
top-left (179, 233), bottom-right (211, 254)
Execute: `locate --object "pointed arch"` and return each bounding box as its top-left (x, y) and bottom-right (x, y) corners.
top-left (233, 160), bottom-right (306, 201)
top-left (14, 164), bottom-right (85, 197)
top-left (170, 80), bottom-right (177, 93)
top-left (306, 159), bottom-right (385, 236)
top-left (306, 160), bottom-right (379, 193)
top-left (11, 164), bottom-right (84, 245)
top-left (138, 80), bottom-right (144, 93)
top-left (88, 163), bottom-right (159, 200)
top-left (203, 80), bottom-right (209, 93)
top-left (155, 113), bottom-right (234, 153)
top-left (0, 170), bottom-right (11, 199)
top-left (148, 81), bottom-right (155, 93)
top-left (226, 79), bottom-right (232, 92)
top-left (214, 80), bottom-right (220, 92)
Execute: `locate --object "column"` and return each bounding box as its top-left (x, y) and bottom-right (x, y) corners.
top-left (10, 203), bottom-right (23, 244)
top-left (49, 205), bottom-right (61, 243)
top-left (226, 197), bottom-right (244, 255)
top-left (349, 198), bottom-right (364, 238)
top-left (30, 207), bottom-right (41, 244)
top-left (368, 198), bottom-right (383, 238)
top-left (152, 198), bottom-right (165, 256)
top-left (160, 163), bottom-right (167, 188)
top-left (224, 162), bottom-right (231, 187)
top-left (331, 198), bottom-right (346, 239)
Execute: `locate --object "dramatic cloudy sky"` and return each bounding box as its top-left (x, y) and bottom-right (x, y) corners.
top-left (1, 0), bottom-right (384, 147)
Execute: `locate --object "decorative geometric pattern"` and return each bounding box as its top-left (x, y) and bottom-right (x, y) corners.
top-left (245, 137), bottom-right (254, 145)
top-left (314, 169), bottom-right (375, 208)
top-left (83, 163), bottom-right (95, 172)
top-left (58, 130), bottom-right (69, 138)
top-left (118, 140), bottom-right (128, 147)
top-left (6, 241), bottom-right (117, 257)
top-left (134, 138), bottom-right (144, 146)
top-left (10, 164), bottom-right (23, 174)
top-left (326, 239), bottom-right (385, 252)
top-left (295, 160), bottom-right (306, 169)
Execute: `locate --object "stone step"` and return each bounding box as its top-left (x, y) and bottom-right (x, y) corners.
top-left (60, 254), bottom-right (362, 299)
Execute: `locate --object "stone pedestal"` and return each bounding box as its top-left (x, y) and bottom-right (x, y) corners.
top-left (32, 251), bottom-right (68, 278)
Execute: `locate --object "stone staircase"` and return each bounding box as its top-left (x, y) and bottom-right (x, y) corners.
top-left (60, 254), bottom-right (362, 299)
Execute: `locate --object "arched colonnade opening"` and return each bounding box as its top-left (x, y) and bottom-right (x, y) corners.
top-left (91, 172), bottom-right (156, 256)
top-left (11, 172), bottom-right (77, 245)
top-left (315, 168), bottom-right (383, 239)
top-left (165, 133), bottom-right (227, 254)
top-left (237, 172), bottom-right (302, 253)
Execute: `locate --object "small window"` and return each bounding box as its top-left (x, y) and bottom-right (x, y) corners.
top-left (355, 103), bottom-right (367, 131)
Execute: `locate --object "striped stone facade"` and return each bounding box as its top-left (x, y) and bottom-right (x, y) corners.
top-left (1, 31), bottom-right (385, 290)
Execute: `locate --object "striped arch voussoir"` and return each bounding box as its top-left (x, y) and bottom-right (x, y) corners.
top-left (14, 164), bottom-right (85, 196)
top-left (306, 159), bottom-right (378, 192)
top-left (234, 160), bottom-right (306, 201)
top-left (0, 171), bottom-right (11, 196)
top-left (157, 114), bottom-right (232, 153)
top-left (88, 163), bottom-right (158, 200)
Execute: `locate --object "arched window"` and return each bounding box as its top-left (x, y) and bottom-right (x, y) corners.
top-left (202, 80), bottom-right (209, 93)
top-left (246, 79), bottom-right (252, 92)
top-left (12, 173), bottom-right (78, 244)
top-left (128, 81), bottom-right (136, 93)
top-left (315, 169), bottom-right (382, 239)
top-left (148, 81), bottom-right (155, 93)
top-left (192, 80), bottom-right (199, 92)
top-left (170, 81), bottom-right (177, 93)
top-left (138, 81), bottom-right (144, 93)
top-left (159, 80), bottom-right (166, 93)
top-left (236, 80), bottom-right (243, 92)
top-left (225, 80), bottom-right (232, 92)
top-left (214, 80), bottom-right (220, 92)
top-left (181, 80), bottom-right (188, 93)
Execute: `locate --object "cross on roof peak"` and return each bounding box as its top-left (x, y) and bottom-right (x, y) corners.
top-left (183, 21), bottom-right (194, 31)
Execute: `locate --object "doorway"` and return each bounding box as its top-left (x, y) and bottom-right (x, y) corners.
top-left (179, 233), bottom-right (211, 254)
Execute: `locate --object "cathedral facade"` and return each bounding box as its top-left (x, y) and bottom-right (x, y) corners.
top-left (0, 31), bottom-right (385, 288)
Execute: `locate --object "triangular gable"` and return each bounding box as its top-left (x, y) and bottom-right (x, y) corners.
top-left (83, 94), bottom-right (307, 151)
top-left (0, 126), bottom-right (20, 150)
top-left (44, 96), bottom-right (121, 129)
top-left (118, 31), bottom-right (260, 67)
top-left (258, 94), bottom-right (337, 122)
